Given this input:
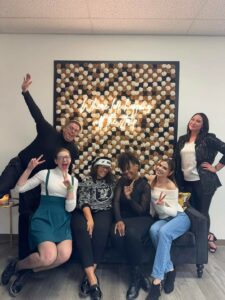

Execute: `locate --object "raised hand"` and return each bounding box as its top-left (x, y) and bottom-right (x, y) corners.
top-left (155, 192), bottom-right (166, 205)
top-left (22, 73), bottom-right (32, 92)
top-left (62, 172), bottom-right (71, 189)
top-left (27, 154), bottom-right (45, 171)
top-left (124, 179), bottom-right (135, 200)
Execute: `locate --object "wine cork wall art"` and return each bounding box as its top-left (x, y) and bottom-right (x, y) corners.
top-left (54, 61), bottom-right (179, 180)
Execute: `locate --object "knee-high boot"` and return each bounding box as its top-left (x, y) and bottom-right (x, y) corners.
top-left (126, 266), bottom-right (141, 300)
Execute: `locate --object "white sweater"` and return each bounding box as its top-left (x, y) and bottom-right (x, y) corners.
top-left (151, 187), bottom-right (183, 219)
top-left (17, 167), bottom-right (78, 212)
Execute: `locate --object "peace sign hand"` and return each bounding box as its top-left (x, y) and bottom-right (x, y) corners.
top-left (155, 192), bottom-right (166, 205)
top-left (27, 155), bottom-right (45, 171)
top-left (124, 179), bottom-right (135, 200)
top-left (63, 171), bottom-right (71, 189)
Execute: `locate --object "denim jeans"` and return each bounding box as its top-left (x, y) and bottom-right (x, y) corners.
top-left (150, 212), bottom-right (191, 280)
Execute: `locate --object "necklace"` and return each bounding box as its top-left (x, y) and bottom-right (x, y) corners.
top-left (129, 175), bottom-right (140, 187)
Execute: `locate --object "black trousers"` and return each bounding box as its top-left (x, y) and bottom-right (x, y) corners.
top-left (111, 216), bottom-right (154, 267)
top-left (0, 156), bottom-right (23, 198)
top-left (0, 156), bottom-right (40, 259)
top-left (18, 187), bottom-right (41, 259)
top-left (71, 209), bottom-right (113, 269)
top-left (184, 180), bottom-right (215, 231)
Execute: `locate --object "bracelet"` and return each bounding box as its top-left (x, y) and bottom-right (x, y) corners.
top-left (67, 185), bottom-right (74, 192)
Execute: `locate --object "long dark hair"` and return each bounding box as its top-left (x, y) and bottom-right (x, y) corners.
top-left (151, 158), bottom-right (177, 188)
top-left (90, 163), bottom-right (114, 184)
top-left (186, 112), bottom-right (209, 142)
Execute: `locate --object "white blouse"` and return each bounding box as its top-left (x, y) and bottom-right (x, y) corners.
top-left (17, 167), bottom-right (78, 212)
top-left (151, 187), bottom-right (183, 219)
top-left (180, 142), bottom-right (200, 181)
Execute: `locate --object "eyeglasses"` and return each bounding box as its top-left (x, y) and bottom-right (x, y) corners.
top-left (57, 156), bottom-right (71, 160)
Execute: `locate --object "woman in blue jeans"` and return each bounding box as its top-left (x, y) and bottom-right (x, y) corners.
top-left (146, 159), bottom-right (191, 300)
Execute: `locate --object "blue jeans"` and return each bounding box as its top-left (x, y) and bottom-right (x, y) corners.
top-left (150, 212), bottom-right (191, 280)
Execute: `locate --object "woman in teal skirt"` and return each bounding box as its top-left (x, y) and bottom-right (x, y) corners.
top-left (1, 148), bottom-right (78, 296)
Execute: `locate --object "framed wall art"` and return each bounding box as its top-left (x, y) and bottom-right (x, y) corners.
top-left (54, 61), bottom-right (179, 180)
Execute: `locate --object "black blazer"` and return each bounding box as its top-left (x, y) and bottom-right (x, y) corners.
top-left (174, 133), bottom-right (225, 195)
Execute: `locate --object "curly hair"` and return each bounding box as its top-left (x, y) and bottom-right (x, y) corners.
top-left (118, 152), bottom-right (140, 172)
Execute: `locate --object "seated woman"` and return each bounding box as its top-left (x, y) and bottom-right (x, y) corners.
top-left (146, 159), bottom-right (191, 300)
top-left (111, 152), bottom-right (154, 300)
top-left (71, 156), bottom-right (114, 300)
top-left (1, 148), bottom-right (78, 297)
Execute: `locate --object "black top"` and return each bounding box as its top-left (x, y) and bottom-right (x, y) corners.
top-left (113, 177), bottom-right (151, 222)
top-left (78, 176), bottom-right (114, 212)
top-left (18, 91), bottom-right (79, 175)
top-left (174, 133), bottom-right (225, 194)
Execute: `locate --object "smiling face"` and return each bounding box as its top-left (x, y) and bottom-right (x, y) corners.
top-left (55, 149), bottom-right (71, 171)
top-left (155, 160), bottom-right (171, 178)
top-left (96, 165), bottom-right (110, 179)
top-left (188, 114), bottom-right (203, 134)
top-left (62, 122), bottom-right (80, 142)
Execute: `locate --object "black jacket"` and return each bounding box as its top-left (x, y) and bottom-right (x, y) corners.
top-left (174, 133), bottom-right (225, 195)
top-left (18, 91), bottom-right (79, 175)
top-left (113, 177), bottom-right (151, 222)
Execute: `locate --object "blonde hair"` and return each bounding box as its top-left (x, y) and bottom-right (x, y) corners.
top-left (64, 119), bottom-right (82, 131)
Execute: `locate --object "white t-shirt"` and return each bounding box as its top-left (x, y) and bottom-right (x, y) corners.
top-left (180, 142), bottom-right (200, 181)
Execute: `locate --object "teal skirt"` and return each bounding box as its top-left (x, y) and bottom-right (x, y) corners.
top-left (29, 195), bottom-right (72, 251)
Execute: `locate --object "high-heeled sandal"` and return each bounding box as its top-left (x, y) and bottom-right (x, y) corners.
top-left (208, 232), bottom-right (217, 253)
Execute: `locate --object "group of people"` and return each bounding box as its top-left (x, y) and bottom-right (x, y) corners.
top-left (0, 74), bottom-right (225, 300)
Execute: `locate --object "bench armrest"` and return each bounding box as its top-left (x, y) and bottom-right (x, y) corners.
top-left (185, 206), bottom-right (208, 263)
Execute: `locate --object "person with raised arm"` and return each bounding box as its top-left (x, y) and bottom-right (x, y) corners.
top-left (0, 74), bottom-right (81, 259)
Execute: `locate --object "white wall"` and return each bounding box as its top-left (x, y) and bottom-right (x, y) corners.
top-left (0, 34), bottom-right (225, 237)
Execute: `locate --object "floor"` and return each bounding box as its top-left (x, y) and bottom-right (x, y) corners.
top-left (0, 239), bottom-right (225, 300)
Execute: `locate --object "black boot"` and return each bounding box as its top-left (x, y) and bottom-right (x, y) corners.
top-left (140, 272), bottom-right (151, 292)
top-left (8, 269), bottom-right (32, 297)
top-left (79, 275), bottom-right (90, 297)
top-left (145, 283), bottom-right (161, 300)
top-left (126, 266), bottom-right (141, 300)
top-left (79, 272), bottom-right (99, 298)
top-left (1, 258), bottom-right (18, 285)
top-left (89, 284), bottom-right (102, 300)
top-left (163, 269), bottom-right (176, 294)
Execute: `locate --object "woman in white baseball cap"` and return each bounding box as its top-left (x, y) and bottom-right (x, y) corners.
top-left (71, 156), bottom-right (115, 300)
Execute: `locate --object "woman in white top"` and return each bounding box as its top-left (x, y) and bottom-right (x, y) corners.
top-left (1, 148), bottom-right (78, 297)
top-left (145, 159), bottom-right (190, 300)
top-left (174, 113), bottom-right (225, 253)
